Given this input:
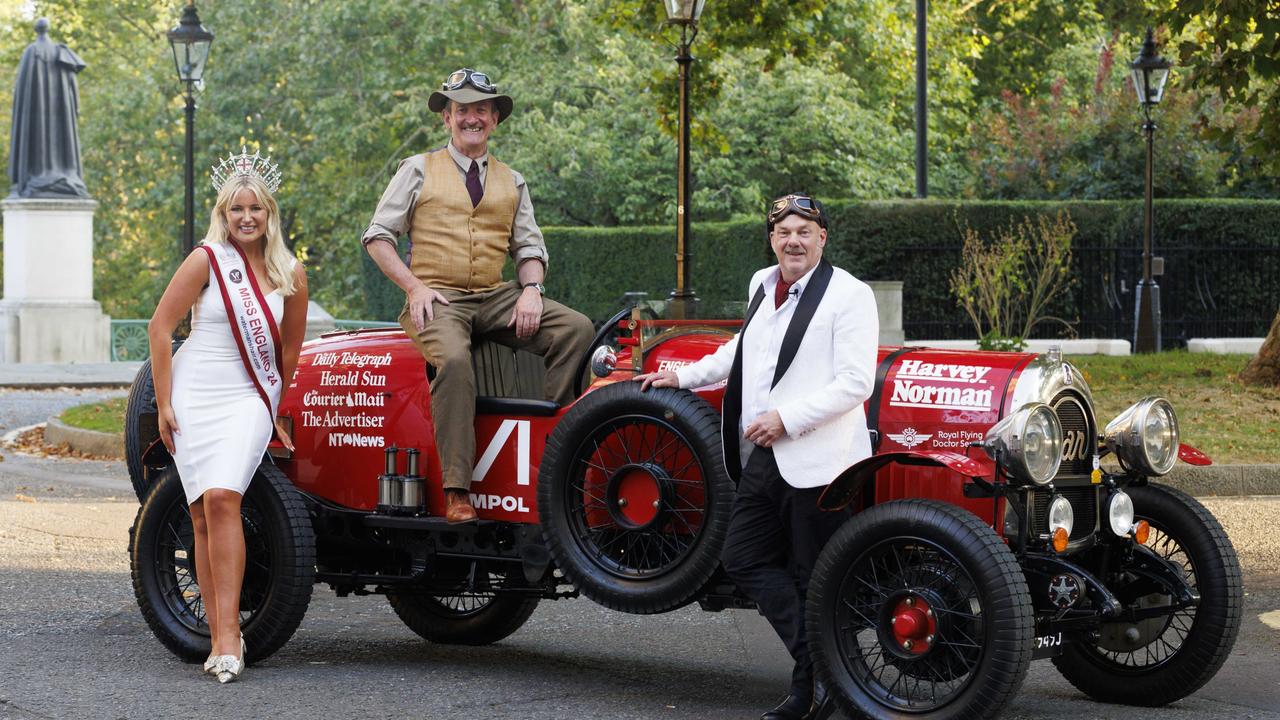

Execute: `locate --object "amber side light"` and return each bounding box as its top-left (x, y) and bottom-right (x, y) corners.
top-left (1052, 527), bottom-right (1070, 553)
top-left (1133, 520), bottom-right (1151, 544)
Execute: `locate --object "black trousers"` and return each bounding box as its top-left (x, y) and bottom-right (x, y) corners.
top-left (722, 446), bottom-right (852, 699)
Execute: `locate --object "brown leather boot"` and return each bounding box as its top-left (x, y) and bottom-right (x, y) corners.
top-left (444, 489), bottom-right (477, 524)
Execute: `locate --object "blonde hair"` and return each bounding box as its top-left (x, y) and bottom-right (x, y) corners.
top-left (201, 175), bottom-right (297, 296)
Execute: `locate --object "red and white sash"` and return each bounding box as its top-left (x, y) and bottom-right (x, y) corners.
top-left (200, 242), bottom-right (285, 420)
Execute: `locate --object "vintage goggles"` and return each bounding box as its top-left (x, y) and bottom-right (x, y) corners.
top-left (443, 68), bottom-right (497, 93)
top-left (768, 194), bottom-right (826, 228)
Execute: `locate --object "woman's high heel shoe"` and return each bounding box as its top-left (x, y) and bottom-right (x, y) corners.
top-left (204, 632), bottom-right (243, 675)
top-left (213, 654), bottom-right (243, 684)
top-left (212, 634), bottom-right (247, 684)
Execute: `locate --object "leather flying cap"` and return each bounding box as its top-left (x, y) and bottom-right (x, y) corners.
top-left (428, 67), bottom-right (514, 123)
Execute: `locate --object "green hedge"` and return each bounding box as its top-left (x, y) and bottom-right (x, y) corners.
top-left (361, 199), bottom-right (1280, 338)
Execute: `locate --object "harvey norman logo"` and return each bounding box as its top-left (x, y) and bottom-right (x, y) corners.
top-left (889, 359), bottom-right (994, 411)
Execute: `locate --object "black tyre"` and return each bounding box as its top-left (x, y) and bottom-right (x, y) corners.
top-left (807, 500), bottom-right (1034, 720)
top-left (130, 463), bottom-right (316, 664)
top-left (124, 358), bottom-right (158, 501)
top-left (538, 382), bottom-right (733, 614)
top-left (387, 570), bottom-right (539, 645)
top-left (1052, 483), bottom-right (1242, 706)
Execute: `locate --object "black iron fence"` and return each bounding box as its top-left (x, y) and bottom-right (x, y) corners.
top-left (897, 242), bottom-right (1280, 345)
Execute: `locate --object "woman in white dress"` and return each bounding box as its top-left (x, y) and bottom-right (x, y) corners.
top-left (147, 163), bottom-right (307, 684)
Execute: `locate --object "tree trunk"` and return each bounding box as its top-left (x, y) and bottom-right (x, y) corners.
top-left (1240, 309), bottom-right (1280, 387)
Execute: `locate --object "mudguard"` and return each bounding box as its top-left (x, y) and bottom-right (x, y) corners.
top-left (818, 450), bottom-right (990, 511)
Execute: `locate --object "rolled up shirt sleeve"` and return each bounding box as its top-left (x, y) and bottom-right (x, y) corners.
top-left (509, 169), bottom-right (549, 268)
top-left (361, 156), bottom-right (423, 247)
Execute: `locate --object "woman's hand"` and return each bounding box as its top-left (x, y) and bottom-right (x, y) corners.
top-left (274, 418), bottom-right (295, 452)
top-left (157, 405), bottom-right (179, 454)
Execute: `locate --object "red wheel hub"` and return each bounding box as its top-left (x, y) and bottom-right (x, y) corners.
top-left (614, 468), bottom-right (661, 526)
top-left (890, 595), bottom-right (936, 655)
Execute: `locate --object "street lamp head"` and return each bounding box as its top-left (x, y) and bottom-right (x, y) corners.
top-left (168, 2), bottom-right (214, 85)
top-left (1130, 27), bottom-right (1171, 107)
top-left (664, 0), bottom-right (707, 25)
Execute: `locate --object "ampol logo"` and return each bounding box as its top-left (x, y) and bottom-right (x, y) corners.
top-left (887, 427), bottom-right (932, 449)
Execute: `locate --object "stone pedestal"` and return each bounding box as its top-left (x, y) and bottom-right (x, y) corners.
top-left (868, 280), bottom-right (904, 346)
top-left (0, 197), bottom-right (109, 362)
top-left (305, 300), bottom-right (337, 340)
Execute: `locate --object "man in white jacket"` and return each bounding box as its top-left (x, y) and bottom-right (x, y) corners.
top-left (636, 193), bottom-right (878, 720)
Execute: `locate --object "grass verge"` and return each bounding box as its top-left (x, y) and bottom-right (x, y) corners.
top-left (59, 397), bottom-right (127, 435)
top-left (1068, 352), bottom-right (1280, 465)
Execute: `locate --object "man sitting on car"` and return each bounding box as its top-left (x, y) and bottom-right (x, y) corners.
top-left (363, 68), bottom-right (593, 524)
top-left (636, 193), bottom-right (879, 720)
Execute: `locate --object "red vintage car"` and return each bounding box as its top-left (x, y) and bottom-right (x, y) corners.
top-left (125, 306), bottom-right (1240, 720)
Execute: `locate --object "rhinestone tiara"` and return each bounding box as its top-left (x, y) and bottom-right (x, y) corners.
top-left (210, 146), bottom-right (282, 193)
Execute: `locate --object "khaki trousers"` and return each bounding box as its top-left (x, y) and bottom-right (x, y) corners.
top-left (400, 281), bottom-right (594, 491)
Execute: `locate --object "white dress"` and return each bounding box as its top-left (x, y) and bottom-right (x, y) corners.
top-left (170, 257), bottom-right (288, 505)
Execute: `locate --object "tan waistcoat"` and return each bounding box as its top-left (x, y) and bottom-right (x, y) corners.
top-left (409, 149), bottom-right (519, 292)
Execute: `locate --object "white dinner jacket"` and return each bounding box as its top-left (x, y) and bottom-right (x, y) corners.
top-left (675, 263), bottom-right (879, 488)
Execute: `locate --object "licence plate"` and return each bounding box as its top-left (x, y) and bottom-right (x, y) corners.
top-left (1030, 631), bottom-right (1066, 659)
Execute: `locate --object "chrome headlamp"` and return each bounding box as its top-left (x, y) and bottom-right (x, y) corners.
top-left (589, 345), bottom-right (618, 378)
top-left (1106, 490), bottom-right (1136, 536)
top-left (1048, 495), bottom-right (1074, 538)
top-left (980, 403), bottom-right (1064, 485)
top-left (1103, 397), bottom-right (1180, 476)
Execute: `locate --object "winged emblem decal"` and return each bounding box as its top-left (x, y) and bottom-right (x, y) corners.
top-left (887, 427), bottom-right (932, 449)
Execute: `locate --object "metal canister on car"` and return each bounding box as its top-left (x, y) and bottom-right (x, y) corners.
top-left (377, 446), bottom-right (401, 513)
top-left (399, 448), bottom-right (424, 513)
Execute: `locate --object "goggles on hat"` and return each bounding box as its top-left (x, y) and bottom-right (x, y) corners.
top-left (768, 194), bottom-right (825, 228)
top-left (443, 68), bottom-right (497, 94)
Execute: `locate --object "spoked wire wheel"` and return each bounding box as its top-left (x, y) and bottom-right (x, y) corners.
top-left (147, 481), bottom-right (276, 634)
top-left (1053, 483), bottom-right (1242, 706)
top-left (539, 382), bottom-right (732, 613)
top-left (567, 414), bottom-right (710, 579)
top-left (388, 567), bottom-right (540, 645)
top-left (151, 500), bottom-right (207, 633)
top-left (808, 500), bottom-right (1032, 720)
top-left (835, 538), bottom-right (986, 709)
top-left (131, 465), bottom-right (315, 664)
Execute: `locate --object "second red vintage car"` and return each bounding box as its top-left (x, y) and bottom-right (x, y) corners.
top-left (126, 305), bottom-right (1241, 720)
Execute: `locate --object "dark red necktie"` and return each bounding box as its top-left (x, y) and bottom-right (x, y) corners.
top-left (466, 160), bottom-right (484, 207)
top-left (775, 279), bottom-right (793, 308)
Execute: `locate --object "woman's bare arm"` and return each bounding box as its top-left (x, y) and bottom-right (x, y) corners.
top-left (147, 251), bottom-right (210, 452)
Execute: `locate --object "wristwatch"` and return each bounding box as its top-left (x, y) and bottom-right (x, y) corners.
top-left (522, 282), bottom-right (545, 295)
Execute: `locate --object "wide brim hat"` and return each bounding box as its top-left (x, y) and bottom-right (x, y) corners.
top-left (428, 86), bottom-right (514, 123)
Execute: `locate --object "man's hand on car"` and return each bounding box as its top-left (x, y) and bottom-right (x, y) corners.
top-left (633, 370), bottom-right (679, 392)
top-left (408, 284), bottom-right (449, 331)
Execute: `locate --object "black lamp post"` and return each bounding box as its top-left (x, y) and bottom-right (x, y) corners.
top-left (664, 0), bottom-right (706, 319)
top-left (914, 0), bottom-right (927, 198)
top-left (167, 2), bottom-right (213, 259)
top-left (1130, 28), bottom-right (1171, 353)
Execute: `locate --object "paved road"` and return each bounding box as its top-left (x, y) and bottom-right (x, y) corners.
top-left (1, 393), bottom-right (1278, 719)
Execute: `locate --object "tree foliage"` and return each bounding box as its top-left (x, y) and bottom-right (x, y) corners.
top-left (1160, 1), bottom-right (1280, 172)
top-left (0, 0), bottom-right (1270, 323)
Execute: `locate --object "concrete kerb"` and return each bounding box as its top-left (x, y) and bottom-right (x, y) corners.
top-left (43, 415), bottom-right (124, 457)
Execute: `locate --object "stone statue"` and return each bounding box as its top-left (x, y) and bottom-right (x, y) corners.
top-left (7, 18), bottom-right (88, 199)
